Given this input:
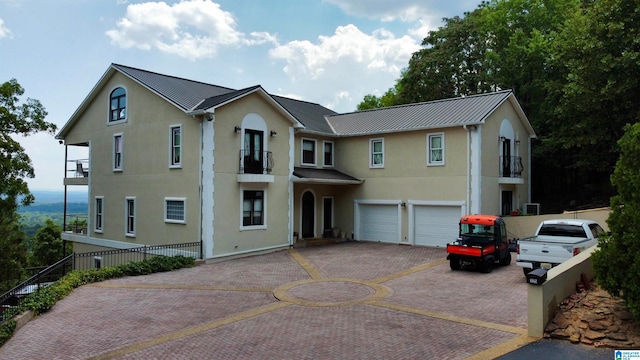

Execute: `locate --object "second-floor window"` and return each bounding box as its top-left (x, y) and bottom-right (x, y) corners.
top-left (370, 138), bottom-right (384, 168)
top-left (428, 133), bottom-right (444, 166)
top-left (95, 197), bottom-right (104, 232)
top-left (110, 87), bottom-right (126, 122)
top-left (302, 139), bottom-right (316, 166)
top-left (323, 141), bottom-right (334, 167)
top-left (113, 134), bottom-right (123, 171)
top-left (170, 125), bottom-right (182, 167)
top-left (126, 197), bottom-right (136, 236)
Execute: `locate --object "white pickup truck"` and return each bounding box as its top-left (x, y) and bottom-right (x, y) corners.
top-left (516, 219), bottom-right (605, 276)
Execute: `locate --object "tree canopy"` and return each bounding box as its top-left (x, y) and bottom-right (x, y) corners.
top-left (356, 0), bottom-right (637, 211)
top-left (0, 79), bottom-right (56, 291)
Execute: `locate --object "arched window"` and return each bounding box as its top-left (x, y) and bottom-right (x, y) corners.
top-left (110, 87), bottom-right (126, 122)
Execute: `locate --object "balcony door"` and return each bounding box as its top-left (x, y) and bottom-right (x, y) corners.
top-left (244, 129), bottom-right (264, 174)
top-left (502, 139), bottom-right (511, 177)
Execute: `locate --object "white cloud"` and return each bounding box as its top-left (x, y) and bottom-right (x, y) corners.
top-left (269, 24), bottom-right (421, 112)
top-left (0, 18), bottom-right (13, 39)
top-left (106, 0), bottom-right (268, 59)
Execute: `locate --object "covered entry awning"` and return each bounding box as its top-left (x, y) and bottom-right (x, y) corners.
top-left (293, 167), bottom-right (363, 185)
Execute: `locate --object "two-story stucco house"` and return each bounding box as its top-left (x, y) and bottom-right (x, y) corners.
top-left (57, 64), bottom-right (536, 261)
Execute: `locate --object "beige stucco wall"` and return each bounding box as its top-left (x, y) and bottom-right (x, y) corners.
top-left (64, 71), bottom-right (201, 247)
top-left (480, 101), bottom-right (534, 215)
top-left (209, 93), bottom-right (293, 256)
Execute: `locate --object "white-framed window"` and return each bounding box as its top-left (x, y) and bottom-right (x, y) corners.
top-left (165, 197), bottom-right (187, 224)
top-left (370, 138), bottom-right (384, 168)
top-left (427, 133), bottom-right (445, 166)
top-left (241, 189), bottom-right (266, 230)
top-left (109, 87), bottom-right (127, 123)
top-left (113, 133), bottom-right (123, 171)
top-left (94, 196), bottom-right (104, 233)
top-left (323, 141), bottom-right (334, 167)
top-left (125, 197), bottom-right (136, 237)
top-left (301, 138), bottom-right (316, 166)
top-left (169, 124), bottom-right (182, 168)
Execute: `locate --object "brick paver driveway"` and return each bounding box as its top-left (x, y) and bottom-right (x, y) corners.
top-left (0, 242), bottom-right (533, 359)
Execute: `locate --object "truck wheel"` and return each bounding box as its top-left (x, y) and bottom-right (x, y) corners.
top-left (523, 268), bottom-right (533, 276)
top-left (450, 259), bottom-right (461, 271)
top-left (480, 262), bottom-right (492, 273)
top-left (500, 252), bottom-right (512, 266)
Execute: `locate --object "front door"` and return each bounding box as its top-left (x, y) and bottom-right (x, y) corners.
top-left (502, 191), bottom-right (513, 216)
top-left (302, 191), bottom-right (315, 238)
top-left (244, 129), bottom-right (264, 174)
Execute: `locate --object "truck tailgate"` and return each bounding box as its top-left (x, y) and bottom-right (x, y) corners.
top-left (517, 237), bottom-right (583, 265)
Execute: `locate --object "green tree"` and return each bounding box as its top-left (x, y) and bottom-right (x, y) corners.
top-left (0, 79), bottom-right (56, 290)
top-left (593, 123), bottom-right (640, 322)
top-left (31, 219), bottom-right (69, 267)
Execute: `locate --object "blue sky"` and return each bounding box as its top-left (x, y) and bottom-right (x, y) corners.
top-left (0, 0), bottom-right (477, 191)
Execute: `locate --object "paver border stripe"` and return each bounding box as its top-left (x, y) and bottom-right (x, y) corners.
top-left (86, 302), bottom-right (290, 360)
top-left (369, 301), bottom-right (528, 336)
top-left (273, 278), bottom-right (390, 307)
top-left (371, 259), bottom-right (448, 284)
top-left (288, 248), bottom-right (324, 280)
top-left (464, 334), bottom-right (538, 360)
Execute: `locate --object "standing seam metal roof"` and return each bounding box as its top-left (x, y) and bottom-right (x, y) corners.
top-left (326, 90), bottom-right (514, 136)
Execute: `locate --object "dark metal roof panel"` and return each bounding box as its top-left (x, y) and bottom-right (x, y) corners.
top-left (194, 85), bottom-right (263, 111)
top-left (326, 90), bottom-right (513, 136)
top-left (273, 96), bottom-right (337, 134)
top-left (293, 167), bottom-right (361, 182)
top-left (113, 64), bottom-right (235, 110)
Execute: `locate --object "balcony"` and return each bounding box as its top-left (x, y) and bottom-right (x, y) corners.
top-left (499, 156), bottom-right (524, 184)
top-left (237, 150), bottom-right (274, 183)
top-left (64, 159), bottom-right (89, 186)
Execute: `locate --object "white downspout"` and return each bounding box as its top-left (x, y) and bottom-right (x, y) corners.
top-left (464, 125), bottom-right (471, 214)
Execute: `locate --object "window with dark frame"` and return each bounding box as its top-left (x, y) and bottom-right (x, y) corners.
top-left (243, 190), bottom-right (264, 226)
top-left (323, 141), bottom-right (334, 167)
top-left (302, 139), bottom-right (316, 165)
top-left (110, 87), bottom-right (126, 122)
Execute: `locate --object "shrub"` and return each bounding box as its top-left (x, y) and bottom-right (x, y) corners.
top-left (593, 123), bottom-right (640, 322)
top-left (0, 255), bottom-right (195, 347)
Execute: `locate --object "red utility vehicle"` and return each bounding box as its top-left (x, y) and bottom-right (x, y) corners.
top-left (446, 214), bottom-right (512, 273)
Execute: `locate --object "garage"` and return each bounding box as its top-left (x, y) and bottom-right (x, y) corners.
top-left (412, 203), bottom-right (463, 247)
top-left (356, 202), bottom-right (400, 243)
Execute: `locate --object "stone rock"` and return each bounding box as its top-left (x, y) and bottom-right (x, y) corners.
top-left (607, 332), bottom-right (628, 341)
top-left (584, 329), bottom-right (606, 340)
top-left (588, 321), bottom-right (608, 331)
top-left (616, 310), bottom-right (634, 321)
top-left (581, 337), bottom-right (594, 345)
top-left (552, 313), bottom-right (571, 329)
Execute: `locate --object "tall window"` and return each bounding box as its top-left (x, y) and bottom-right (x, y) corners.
top-left (428, 133), bottom-right (444, 165)
top-left (165, 198), bottom-right (186, 224)
top-left (323, 141), bottom-right (334, 167)
top-left (243, 129), bottom-right (264, 174)
top-left (170, 125), bottom-right (182, 167)
top-left (113, 134), bottom-right (123, 171)
top-left (110, 87), bottom-right (126, 122)
top-left (370, 138), bottom-right (384, 168)
top-left (95, 197), bottom-right (104, 232)
top-left (243, 190), bottom-right (264, 227)
top-left (302, 139), bottom-right (316, 166)
top-left (125, 197), bottom-right (136, 236)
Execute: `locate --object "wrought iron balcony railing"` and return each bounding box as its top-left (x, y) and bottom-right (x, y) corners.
top-left (500, 156), bottom-right (524, 178)
top-left (239, 150), bottom-right (274, 174)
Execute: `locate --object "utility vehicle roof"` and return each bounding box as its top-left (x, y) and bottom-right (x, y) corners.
top-left (460, 215), bottom-right (501, 226)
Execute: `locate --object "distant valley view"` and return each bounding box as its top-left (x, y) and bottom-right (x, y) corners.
top-left (19, 190), bottom-right (88, 238)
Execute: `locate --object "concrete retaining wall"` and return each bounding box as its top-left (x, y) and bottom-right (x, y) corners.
top-left (502, 207), bottom-right (610, 240)
top-left (527, 245), bottom-right (597, 337)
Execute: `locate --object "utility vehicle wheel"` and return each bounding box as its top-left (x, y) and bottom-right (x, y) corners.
top-left (479, 262), bottom-right (492, 273)
top-left (450, 259), bottom-right (461, 271)
top-left (500, 252), bottom-right (512, 266)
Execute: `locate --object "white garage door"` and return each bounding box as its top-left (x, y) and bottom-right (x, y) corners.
top-left (357, 204), bottom-right (399, 243)
top-left (413, 205), bottom-right (461, 247)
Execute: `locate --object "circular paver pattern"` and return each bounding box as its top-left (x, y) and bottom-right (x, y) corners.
top-left (273, 278), bottom-right (390, 306)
